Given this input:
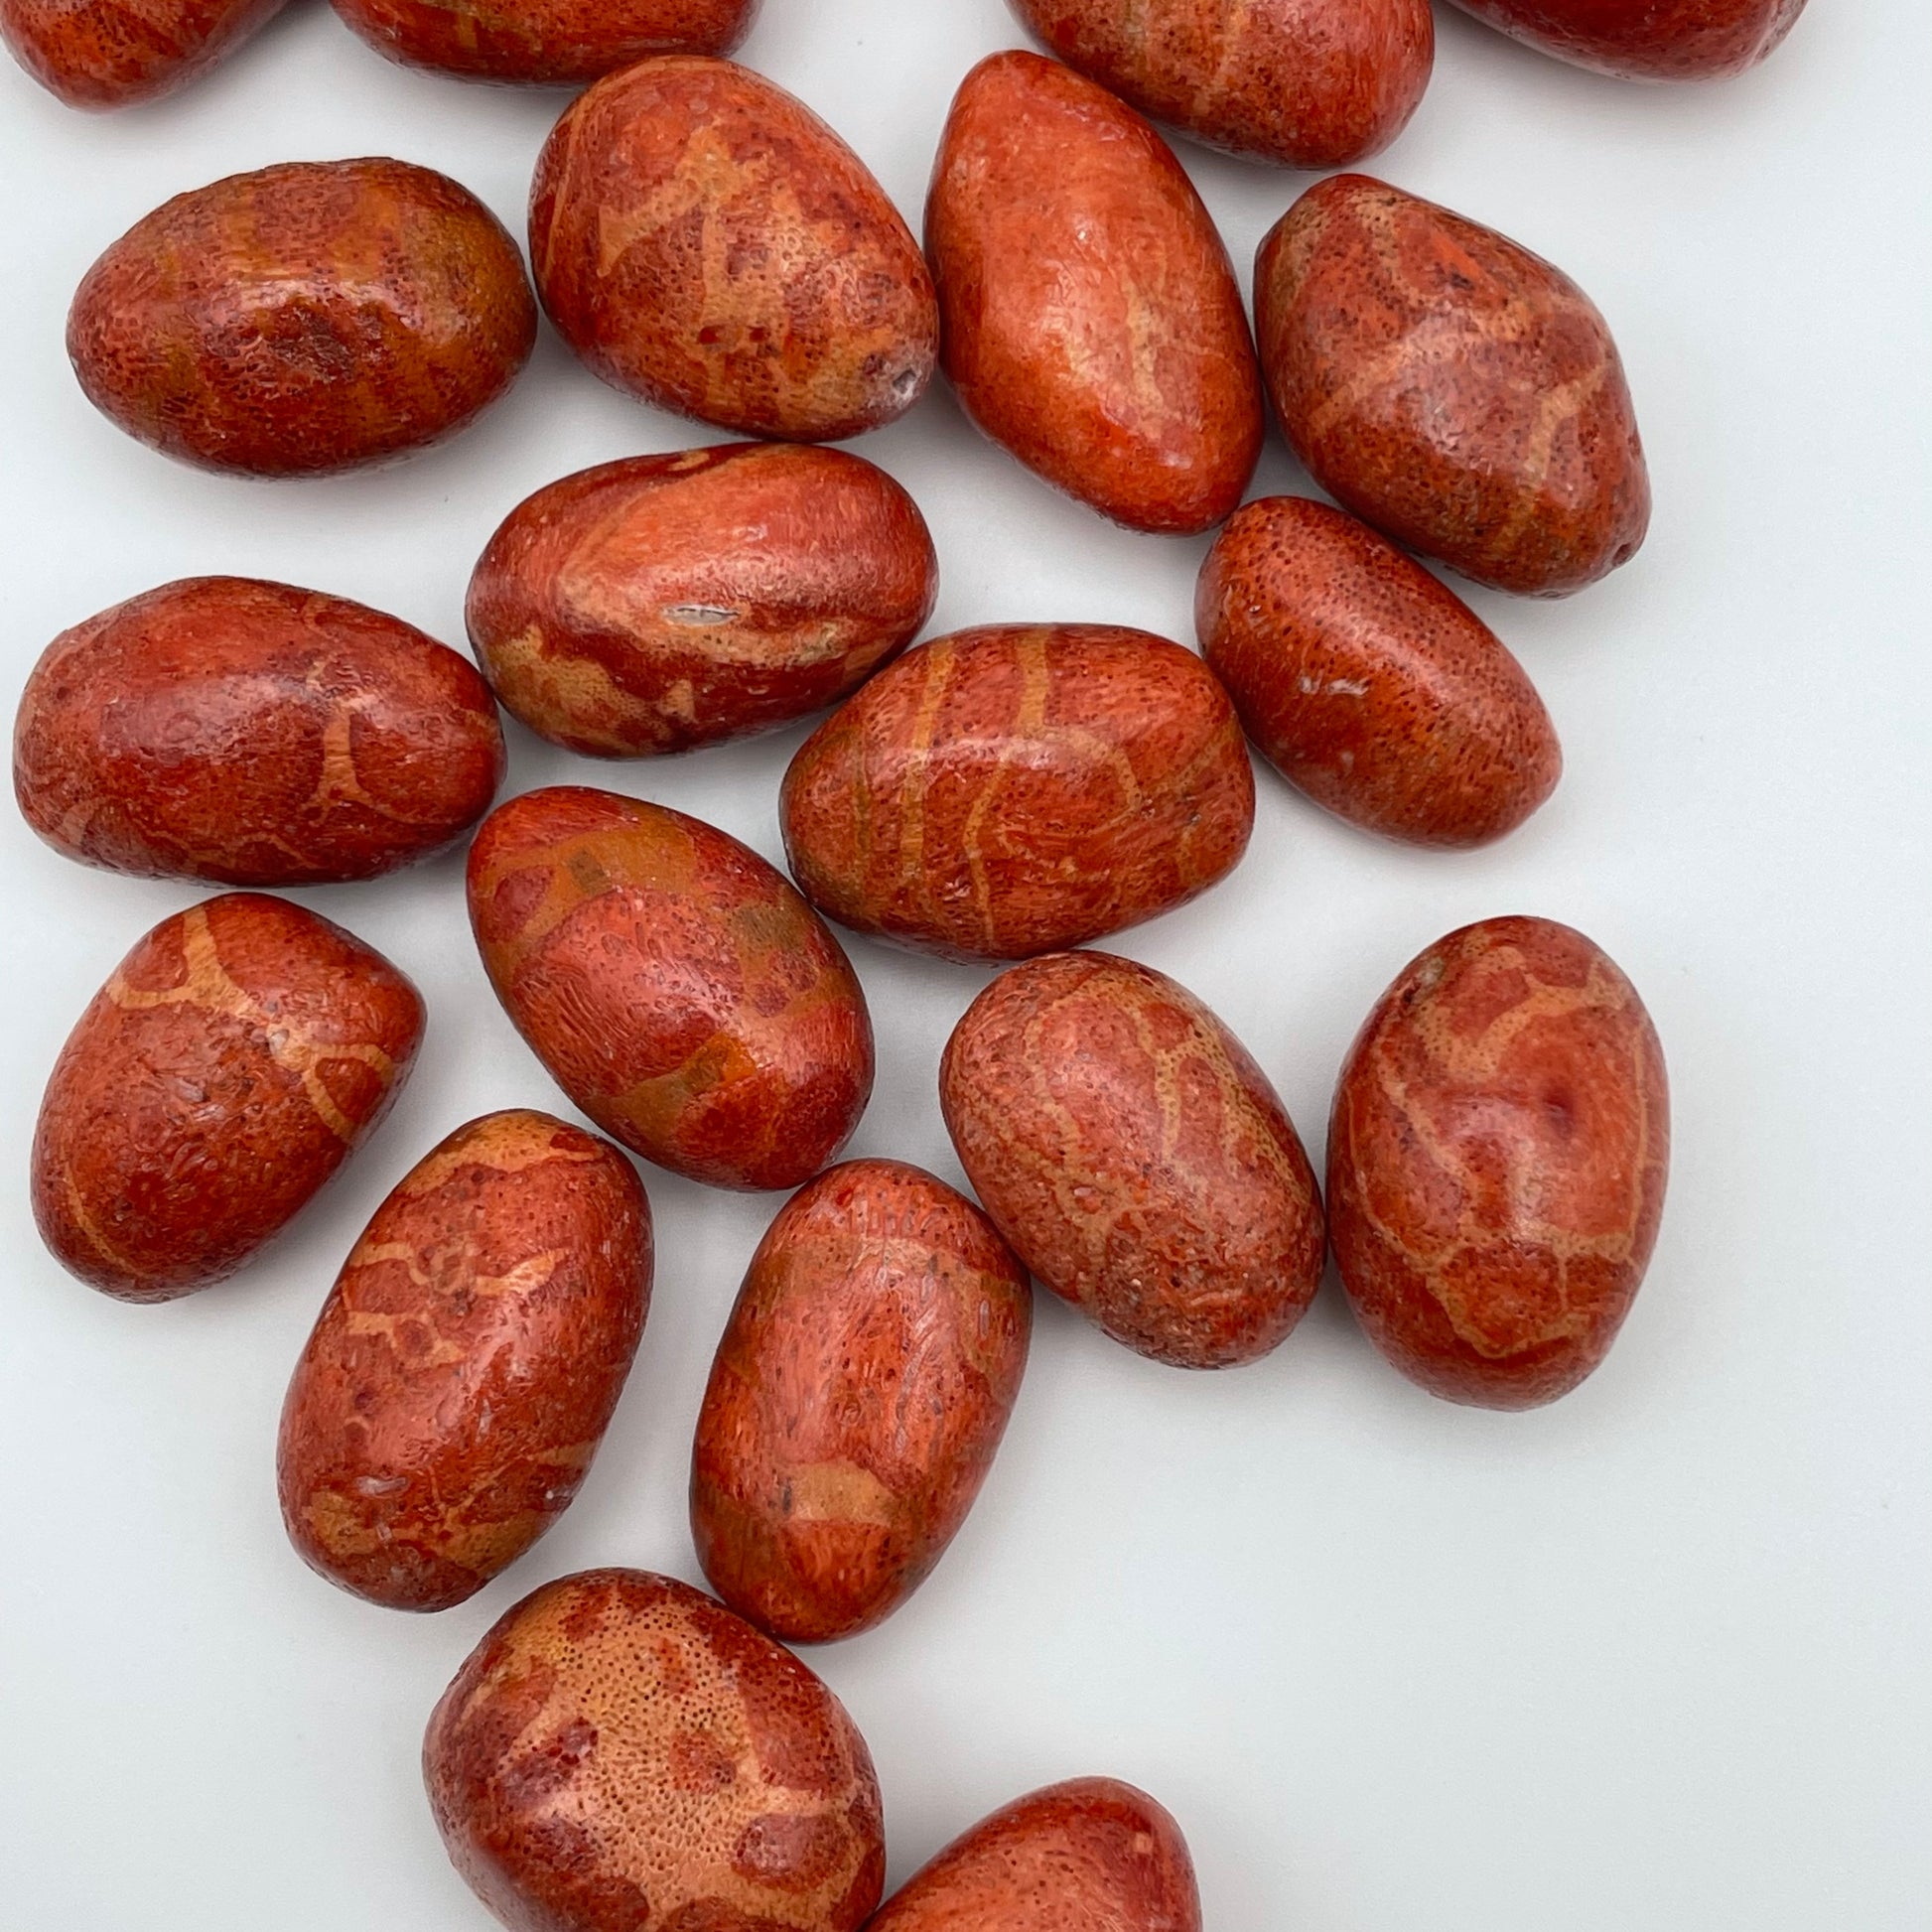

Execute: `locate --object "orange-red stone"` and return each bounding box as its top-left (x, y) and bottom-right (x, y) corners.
top-left (68, 158), bottom-right (536, 478)
top-left (691, 1159), bottom-right (1032, 1643)
top-left (924, 50), bottom-right (1263, 535)
top-left (467, 445), bottom-right (938, 758)
top-left (1328, 915), bottom-right (1671, 1408)
top-left (15, 576), bottom-right (505, 886)
top-left (424, 1569), bottom-right (886, 1932)
top-left (1197, 497), bottom-right (1561, 848)
top-left (1448, 0), bottom-right (1807, 80)
top-left (530, 58), bottom-right (937, 442)
top-left (1255, 173), bottom-right (1650, 598)
top-left (1007, 0), bottom-right (1434, 167)
top-left (1, 0), bottom-right (286, 108)
top-left (468, 786), bottom-right (873, 1192)
top-left (942, 950), bottom-right (1324, 1370)
top-left (278, 1110), bottom-right (652, 1614)
top-left (781, 624), bottom-right (1255, 963)
top-left (331, 0), bottom-right (758, 83)
top-left (866, 1777), bottom-right (1201, 1932)
top-left (32, 894), bottom-right (425, 1303)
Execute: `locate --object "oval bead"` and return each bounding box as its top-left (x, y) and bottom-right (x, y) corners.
top-left (32, 893), bottom-right (425, 1302)
top-left (67, 158), bottom-right (536, 478)
top-left (1006, 0), bottom-right (1434, 169)
top-left (1328, 915), bottom-right (1671, 1408)
top-left (692, 1159), bottom-right (1032, 1642)
top-left (468, 785), bottom-right (874, 1192)
top-left (1197, 497), bottom-right (1561, 847)
top-left (941, 951), bottom-right (1323, 1369)
top-left (15, 577), bottom-right (505, 886)
top-left (425, 1569), bottom-right (887, 1932)
top-left (330, 0), bottom-right (759, 84)
top-left (924, 50), bottom-right (1263, 534)
top-left (278, 1110), bottom-right (652, 1613)
top-left (467, 445), bottom-right (937, 758)
top-left (530, 57), bottom-right (938, 441)
top-left (1254, 172), bottom-right (1650, 598)
top-left (781, 624), bottom-right (1255, 963)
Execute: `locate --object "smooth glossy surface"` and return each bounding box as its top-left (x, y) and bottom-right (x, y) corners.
top-left (331, 0), bottom-right (759, 83)
top-left (1197, 497), bottom-right (1561, 847)
top-left (942, 950), bottom-right (1324, 1369)
top-left (1449, 0), bottom-right (1807, 79)
top-left (924, 50), bottom-right (1262, 535)
top-left (468, 445), bottom-right (937, 758)
top-left (867, 1778), bottom-right (1201, 1932)
top-left (1007, 0), bottom-right (1433, 167)
top-left (530, 57), bottom-right (938, 442)
top-left (781, 624), bottom-right (1254, 962)
top-left (68, 158), bottom-right (536, 479)
top-left (469, 785), bottom-right (873, 1192)
top-left (424, 1568), bottom-right (887, 1932)
top-left (32, 893), bottom-right (424, 1303)
top-left (15, 576), bottom-right (505, 886)
top-left (691, 1159), bottom-right (1032, 1643)
top-left (1328, 915), bottom-right (1670, 1408)
top-left (1, 0), bottom-right (285, 107)
top-left (1255, 172), bottom-right (1650, 598)
top-left (278, 1110), bottom-right (651, 1613)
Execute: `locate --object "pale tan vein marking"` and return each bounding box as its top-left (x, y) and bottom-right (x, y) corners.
top-left (891, 639), bottom-right (956, 915)
top-left (107, 906), bottom-right (396, 1143)
top-left (342, 1247), bottom-right (568, 1368)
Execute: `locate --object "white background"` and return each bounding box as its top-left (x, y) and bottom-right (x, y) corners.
top-left (1, 2), bottom-right (1927, 1927)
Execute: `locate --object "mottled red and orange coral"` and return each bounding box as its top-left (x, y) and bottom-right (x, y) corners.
top-left (925, 51), bottom-right (1262, 535)
top-left (1448, 0), bottom-right (1806, 80)
top-left (781, 625), bottom-right (1254, 963)
top-left (941, 951), bottom-right (1324, 1370)
top-left (1, 0), bottom-right (286, 108)
top-left (15, 577), bottom-right (504, 886)
top-left (468, 445), bottom-right (937, 759)
top-left (469, 786), bottom-right (873, 1192)
top-left (530, 58), bottom-right (937, 441)
top-left (692, 1159), bottom-right (1032, 1643)
top-left (1327, 915), bottom-right (1671, 1408)
top-left (332, 0), bottom-right (759, 84)
top-left (1007, 0), bottom-right (1433, 168)
top-left (68, 159), bottom-right (535, 477)
top-left (1255, 173), bottom-right (1649, 598)
top-left (279, 1111), bottom-right (651, 1613)
top-left (1197, 497), bottom-right (1560, 848)
top-left (867, 1777), bottom-right (1201, 1932)
top-left (32, 894), bottom-right (425, 1302)
top-left (424, 1569), bottom-right (886, 1932)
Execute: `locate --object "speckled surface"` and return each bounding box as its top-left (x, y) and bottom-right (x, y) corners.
top-left (468, 445), bottom-right (938, 758)
top-left (1197, 496), bottom-right (1561, 847)
top-left (32, 893), bottom-right (425, 1303)
top-left (1, 0), bottom-right (286, 107)
top-left (278, 1110), bottom-right (652, 1614)
top-left (1449, 0), bottom-right (1807, 80)
top-left (941, 950), bottom-right (1324, 1370)
top-left (530, 57), bottom-right (937, 442)
top-left (424, 1568), bottom-right (887, 1932)
top-left (691, 1158), bottom-right (1032, 1644)
top-left (1328, 915), bottom-right (1670, 1408)
top-left (15, 576), bottom-right (505, 885)
top-left (469, 785), bottom-right (874, 1192)
top-left (331, 0), bottom-right (759, 84)
top-left (67, 158), bottom-right (536, 478)
top-left (866, 1777), bottom-right (1201, 1932)
top-left (1006, 0), bottom-right (1433, 167)
top-left (924, 50), bottom-right (1263, 535)
top-left (1255, 172), bottom-right (1650, 598)
top-left (781, 624), bottom-right (1255, 963)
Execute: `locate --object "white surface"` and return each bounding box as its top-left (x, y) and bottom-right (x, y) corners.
top-left (1, 3), bottom-right (1927, 1926)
